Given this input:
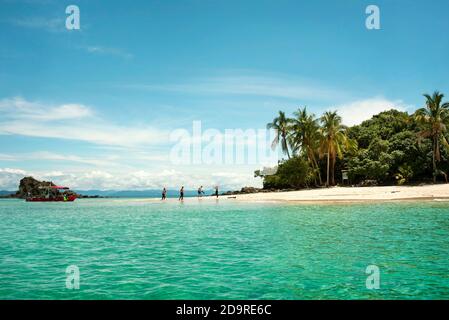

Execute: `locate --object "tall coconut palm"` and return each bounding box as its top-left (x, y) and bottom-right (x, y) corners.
top-left (319, 111), bottom-right (357, 186)
top-left (415, 91), bottom-right (449, 183)
top-left (267, 111), bottom-right (292, 159)
top-left (289, 107), bottom-right (322, 185)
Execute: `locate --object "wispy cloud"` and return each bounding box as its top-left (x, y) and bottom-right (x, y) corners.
top-left (9, 16), bottom-right (64, 32)
top-left (0, 97), bottom-right (169, 147)
top-left (0, 121), bottom-right (168, 147)
top-left (0, 154), bottom-right (17, 161)
top-left (0, 151), bottom-right (120, 167)
top-left (123, 73), bottom-right (350, 102)
top-left (83, 46), bottom-right (134, 60)
top-left (0, 97), bottom-right (92, 121)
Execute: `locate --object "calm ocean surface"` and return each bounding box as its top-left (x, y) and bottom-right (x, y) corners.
top-left (1, 198), bottom-right (448, 299)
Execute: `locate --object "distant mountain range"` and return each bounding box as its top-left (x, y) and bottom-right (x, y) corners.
top-left (0, 190), bottom-right (14, 196)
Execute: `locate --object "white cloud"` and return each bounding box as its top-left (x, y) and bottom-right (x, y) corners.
top-left (35, 152), bottom-right (120, 167)
top-left (0, 167), bottom-right (261, 191)
top-left (84, 46), bottom-right (134, 60)
top-left (10, 17), bottom-right (64, 32)
top-left (1, 120), bottom-right (168, 147)
top-left (0, 168), bottom-right (27, 175)
top-left (38, 104), bottom-right (92, 121)
top-left (124, 73), bottom-right (349, 102)
top-left (0, 168), bottom-right (28, 190)
top-left (336, 97), bottom-right (411, 126)
top-left (2, 151), bottom-right (119, 167)
top-left (0, 154), bottom-right (17, 161)
top-left (0, 97), bottom-right (169, 147)
top-left (0, 97), bottom-right (92, 121)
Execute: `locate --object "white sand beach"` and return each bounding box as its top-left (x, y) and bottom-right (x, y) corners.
top-left (112, 184), bottom-right (449, 204)
top-left (222, 184), bottom-right (449, 203)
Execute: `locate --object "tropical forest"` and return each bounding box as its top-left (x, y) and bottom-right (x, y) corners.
top-left (258, 91), bottom-right (449, 189)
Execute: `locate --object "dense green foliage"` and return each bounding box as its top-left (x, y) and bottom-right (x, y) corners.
top-left (263, 157), bottom-right (313, 189)
top-left (260, 92), bottom-right (449, 188)
top-left (347, 110), bottom-right (437, 184)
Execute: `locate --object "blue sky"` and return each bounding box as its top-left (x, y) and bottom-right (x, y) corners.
top-left (0, 0), bottom-right (448, 190)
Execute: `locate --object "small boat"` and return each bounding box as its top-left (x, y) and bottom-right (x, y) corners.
top-left (26, 186), bottom-right (77, 202)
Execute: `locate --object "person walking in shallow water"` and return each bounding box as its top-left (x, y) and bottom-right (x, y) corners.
top-left (197, 186), bottom-right (205, 198)
top-left (161, 187), bottom-right (167, 200)
top-left (179, 186), bottom-right (184, 201)
top-left (215, 186), bottom-right (219, 198)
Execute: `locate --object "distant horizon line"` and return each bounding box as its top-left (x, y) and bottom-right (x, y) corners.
top-left (0, 188), bottom-right (232, 193)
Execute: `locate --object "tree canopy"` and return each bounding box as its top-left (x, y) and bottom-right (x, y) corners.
top-left (261, 92), bottom-right (449, 189)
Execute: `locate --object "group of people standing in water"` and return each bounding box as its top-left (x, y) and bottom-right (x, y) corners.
top-left (161, 186), bottom-right (219, 201)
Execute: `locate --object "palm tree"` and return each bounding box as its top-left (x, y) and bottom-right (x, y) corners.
top-left (267, 111), bottom-right (292, 159)
top-left (319, 111), bottom-right (357, 186)
top-left (290, 107), bottom-right (322, 185)
top-left (415, 91), bottom-right (449, 183)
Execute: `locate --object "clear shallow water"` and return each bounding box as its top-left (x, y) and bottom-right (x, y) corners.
top-left (0, 198), bottom-right (448, 300)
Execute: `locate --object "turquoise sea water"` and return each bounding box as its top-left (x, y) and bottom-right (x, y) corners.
top-left (0, 198), bottom-right (448, 299)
